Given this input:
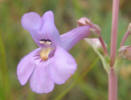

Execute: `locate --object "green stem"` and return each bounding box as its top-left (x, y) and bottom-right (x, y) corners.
top-left (0, 33), bottom-right (11, 100)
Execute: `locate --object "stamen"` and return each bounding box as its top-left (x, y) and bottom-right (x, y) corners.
top-left (40, 39), bottom-right (52, 45)
top-left (40, 47), bottom-right (52, 61)
top-left (45, 41), bottom-right (52, 45)
top-left (40, 41), bottom-right (46, 44)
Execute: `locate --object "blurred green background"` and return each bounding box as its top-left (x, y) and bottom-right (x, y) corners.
top-left (0, 0), bottom-right (131, 100)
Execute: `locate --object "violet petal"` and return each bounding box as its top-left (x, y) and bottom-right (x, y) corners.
top-left (30, 62), bottom-right (54, 94)
top-left (21, 12), bottom-right (42, 32)
top-left (49, 46), bottom-right (77, 84)
top-left (17, 48), bottom-right (40, 85)
top-left (40, 11), bottom-right (61, 45)
top-left (21, 11), bottom-right (61, 47)
top-left (21, 12), bottom-right (43, 46)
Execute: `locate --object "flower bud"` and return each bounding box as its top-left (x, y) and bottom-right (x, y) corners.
top-left (119, 45), bottom-right (131, 60)
top-left (128, 23), bottom-right (131, 32)
top-left (77, 17), bottom-right (101, 37)
top-left (77, 17), bottom-right (89, 26)
top-left (88, 28), bottom-right (100, 38)
top-left (85, 38), bottom-right (102, 49)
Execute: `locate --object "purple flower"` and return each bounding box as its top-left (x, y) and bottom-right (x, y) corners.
top-left (17, 11), bottom-right (95, 94)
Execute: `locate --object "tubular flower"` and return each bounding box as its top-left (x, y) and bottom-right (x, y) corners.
top-left (17, 11), bottom-right (99, 94)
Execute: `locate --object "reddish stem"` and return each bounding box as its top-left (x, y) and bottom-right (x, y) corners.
top-left (99, 37), bottom-right (108, 55)
top-left (108, 68), bottom-right (117, 100)
top-left (109, 0), bottom-right (119, 100)
top-left (120, 31), bottom-right (130, 47)
top-left (110, 0), bottom-right (119, 67)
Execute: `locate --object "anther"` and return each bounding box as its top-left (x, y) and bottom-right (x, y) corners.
top-left (40, 39), bottom-right (52, 45)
